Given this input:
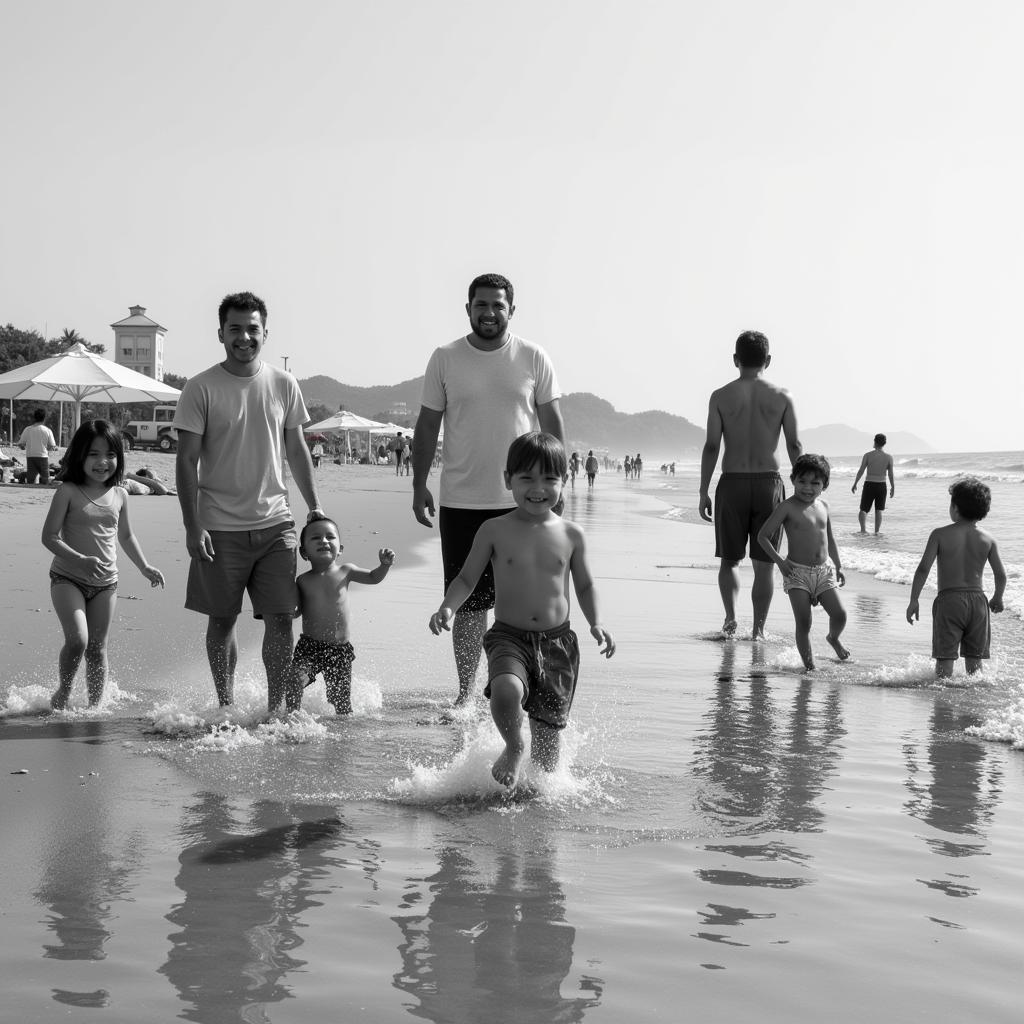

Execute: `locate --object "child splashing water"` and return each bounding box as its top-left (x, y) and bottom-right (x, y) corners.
top-left (41, 420), bottom-right (164, 709)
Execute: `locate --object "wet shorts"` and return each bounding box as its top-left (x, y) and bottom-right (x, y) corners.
top-left (714, 472), bottom-right (785, 562)
top-left (482, 619), bottom-right (581, 730)
top-left (293, 633), bottom-right (355, 684)
top-left (185, 521), bottom-right (297, 619)
top-left (782, 561), bottom-right (839, 603)
top-left (50, 571), bottom-right (117, 603)
top-left (932, 588), bottom-right (990, 661)
top-left (439, 506), bottom-right (513, 614)
top-left (860, 481), bottom-right (888, 512)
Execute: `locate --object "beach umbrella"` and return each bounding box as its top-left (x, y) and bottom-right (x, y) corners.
top-left (306, 410), bottom-right (391, 459)
top-left (0, 342), bottom-right (181, 430)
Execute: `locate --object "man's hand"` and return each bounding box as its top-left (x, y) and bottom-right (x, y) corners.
top-left (307, 507), bottom-right (327, 523)
top-left (413, 484), bottom-right (435, 528)
top-left (186, 527), bottom-right (215, 562)
top-left (906, 599), bottom-right (919, 624)
top-left (699, 490), bottom-right (713, 523)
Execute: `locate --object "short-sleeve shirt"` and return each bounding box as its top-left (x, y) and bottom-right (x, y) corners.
top-left (172, 363), bottom-right (309, 531)
top-left (19, 423), bottom-right (57, 459)
top-left (420, 334), bottom-right (560, 509)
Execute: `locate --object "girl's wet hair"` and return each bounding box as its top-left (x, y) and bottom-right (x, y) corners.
top-left (949, 477), bottom-right (991, 521)
top-left (505, 431), bottom-right (567, 478)
top-left (63, 419), bottom-right (125, 486)
top-left (790, 453), bottom-right (831, 488)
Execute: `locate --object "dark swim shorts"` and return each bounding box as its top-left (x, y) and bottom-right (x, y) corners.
top-left (438, 506), bottom-right (513, 613)
top-left (931, 588), bottom-right (990, 661)
top-left (860, 481), bottom-right (888, 512)
top-left (482, 619), bottom-right (581, 730)
top-left (713, 472), bottom-right (785, 562)
top-left (293, 633), bottom-right (356, 712)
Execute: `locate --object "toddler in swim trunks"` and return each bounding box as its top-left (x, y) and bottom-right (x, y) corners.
top-left (289, 517), bottom-right (395, 714)
top-left (906, 477), bottom-right (1005, 678)
top-left (757, 454), bottom-right (849, 671)
top-left (429, 431), bottom-right (616, 790)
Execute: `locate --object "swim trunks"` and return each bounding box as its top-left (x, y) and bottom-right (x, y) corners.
top-left (931, 588), bottom-right (990, 661)
top-left (49, 571), bottom-right (118, 603)
top-left (714, 472), bottom-right (785, 562)
top-left (860, 481), bottom-right (887, 513)
top-left (438, 506), bottom-right (512, 613)
top-left (482, 619), bottom-right (580, 730)
top-left (782, 561), bottom-right (839, 603)
top-left (293, 633), bottom-right (356, 712)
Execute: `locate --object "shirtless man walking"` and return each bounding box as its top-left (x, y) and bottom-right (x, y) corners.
top-left (851, 433), bottom-right (895, 534)
top-left (699, 331), bottom-right (802, 639)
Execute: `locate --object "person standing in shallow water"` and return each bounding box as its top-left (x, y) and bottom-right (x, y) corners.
top-left (412, 273), bottom-right (564, 707)
top-left (699, 330), bottom-right (802, 639)
top-left (851, 433), bottom-right (895, 534)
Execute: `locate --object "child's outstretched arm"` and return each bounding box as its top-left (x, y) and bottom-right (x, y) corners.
top-left (569, 527), bottom-right (615, 657)
top-left (906, 529), bottom-right (939, 623)
top-left (117, 494), bottom-right (164, 587)
top-left (988, 540), bottom-right (1006, 613)
top-left (345, 548), bottom-right (396, 585)
top-left (429, 526), bottom-right (493, 634)
top-left (825, 508), bottom-right (845, 586)
top-left (756, 503), bottom-right (793, 576)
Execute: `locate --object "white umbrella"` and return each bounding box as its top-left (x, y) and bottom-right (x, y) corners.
top-left (306, 410), bottom-right (391, 461)
top-left (0, 342), bottom-right (181, 430)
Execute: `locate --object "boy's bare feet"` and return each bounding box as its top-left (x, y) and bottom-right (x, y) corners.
top-left (50, 690), bottom-right (69, 711)
top-left (491, 742), bottom-right (526, 789)
top-left (826, 634), bottom-right (850, 660)
top-left (721, 618), bottom-right (737, 638)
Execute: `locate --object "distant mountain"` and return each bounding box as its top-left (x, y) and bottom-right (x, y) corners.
top-left (296, 376), bottom-right (931, 459)
top-left (799, 423), bottom-right (934, 456)
top-left (297, 374), bottom-right (705, 457)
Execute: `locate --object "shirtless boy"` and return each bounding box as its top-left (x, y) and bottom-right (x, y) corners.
top-left (428, 432), bottom-right (615, 789)
top-left (290, 517), bottom-right (395, 714)
top-left (906, 477), bottom-right (1005, 678)
top-left (757, 454), bottom-right (848, 671)
top-left (851, 433), bottom-right (895, 533)
top-left (699, 331), bottom-right (802, 639)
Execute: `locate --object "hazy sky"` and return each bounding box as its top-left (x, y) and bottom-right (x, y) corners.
top-left (2, 1), bottom-right (1020, 451)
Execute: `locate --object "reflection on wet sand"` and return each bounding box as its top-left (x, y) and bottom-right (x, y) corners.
top-left (392, 840), bottom-right (603, 1023)
top-left (690, 644), bottom-right (846, 958)
top-left (903, 701), bottom-right (1002, 916)
top-left (159, 794), bottom-right (354, 1022)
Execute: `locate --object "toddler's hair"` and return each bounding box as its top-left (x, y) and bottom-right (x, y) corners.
top-left (949, 477), bottom-right (991, 521)
top-left (468, 272), bottom-right (514, 306)
top-left (791, 453), bottom-right (831, 489)
top-left (299, 516), bottom-right (341, 558)
top-left (62, 419), bottom-right (125, 486)
top-left (734, 330), bottom-right (770, 368)
top-left (506, 431), bottom-right (567, 478)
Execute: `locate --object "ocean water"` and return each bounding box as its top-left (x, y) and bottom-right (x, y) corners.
top-left (2, 456), bottom-right (1023, 1023)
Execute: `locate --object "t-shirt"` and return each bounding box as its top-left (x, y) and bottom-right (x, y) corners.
top-left (420, 334), bottom-right (560, 509)
top-left (172, 362), bottom-right (309, 531)
top-left (20, 422), bottom-right (57, 459)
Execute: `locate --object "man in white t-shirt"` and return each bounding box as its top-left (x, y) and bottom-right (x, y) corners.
top-left (412, 273), bottom-right (565, 705)
top-left (173, 291), bottom-right (325, 711)
top-left (19, 408), bottom-right (58, 484)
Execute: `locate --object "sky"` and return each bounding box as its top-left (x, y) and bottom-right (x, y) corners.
top-left (1, 0), bottom-right (1021, 452)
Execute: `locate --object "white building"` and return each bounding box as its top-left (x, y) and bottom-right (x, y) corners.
top-left (110, 305), bottom-right (168, 380)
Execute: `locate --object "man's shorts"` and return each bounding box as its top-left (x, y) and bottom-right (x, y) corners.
top-left (482, 620), bottom-right (580, 730)
top-left (185, 521), bottom-right (297, 619)
top-left (26, 456), bottom-right (50, 485)
top-left (293, 633), bottom-right (355, 685)
top-left (782, 561), bottom-right (839, 603)
top-left (860, 481), bottom-right (888, 512)
top-left (439, 506), bottom-right (513, 614)
top-left (932, 588), bottom-right (990, 661)
top-left (714, 472), bottom-right (785, 562)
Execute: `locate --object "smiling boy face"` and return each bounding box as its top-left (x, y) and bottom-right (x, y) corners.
top-left (300, 519), bottom-right (342, 565)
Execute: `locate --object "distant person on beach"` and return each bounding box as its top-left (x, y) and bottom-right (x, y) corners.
top-left (757, 454), bottom-right (848, 671)
top-left (311, 441), bottom-right (324, 469)
top-left (429, 432), bottom-right (615, 788)
top-left (569, 451), bottom-right (580, 486)
top-left (634, 453), bottom-right (643, 479)
top-left (41, 420), bottom-right (164, 709)
top-left (851, 433), bottom-right (894, 533)
top-left (624, 454), bottom-right (632, 480)
top-left (699, 330), bottom-right (802, 639)
top-left (585, 450), bottom-right (598, 488)
top-left (290, 517), bottom-right (395, 715)
top-left (393, 432), bottom-right (407, 475)
top-left (19, 408), bottom-right (58, 484)
top-left (906, 477), bottom-right (1005, 678)
top-left (412, 272), bottom-right (565, 706)
top-left (173, 291), bottom-right (325, 711)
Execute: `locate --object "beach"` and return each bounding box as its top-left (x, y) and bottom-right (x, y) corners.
top-left (2, 456), bottom-right (1024, 1023)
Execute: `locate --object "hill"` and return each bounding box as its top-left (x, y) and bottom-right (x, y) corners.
top-left (799, 423), bottom-right (933, 456)
top-left (297, 375), bottom-right (705, 457)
